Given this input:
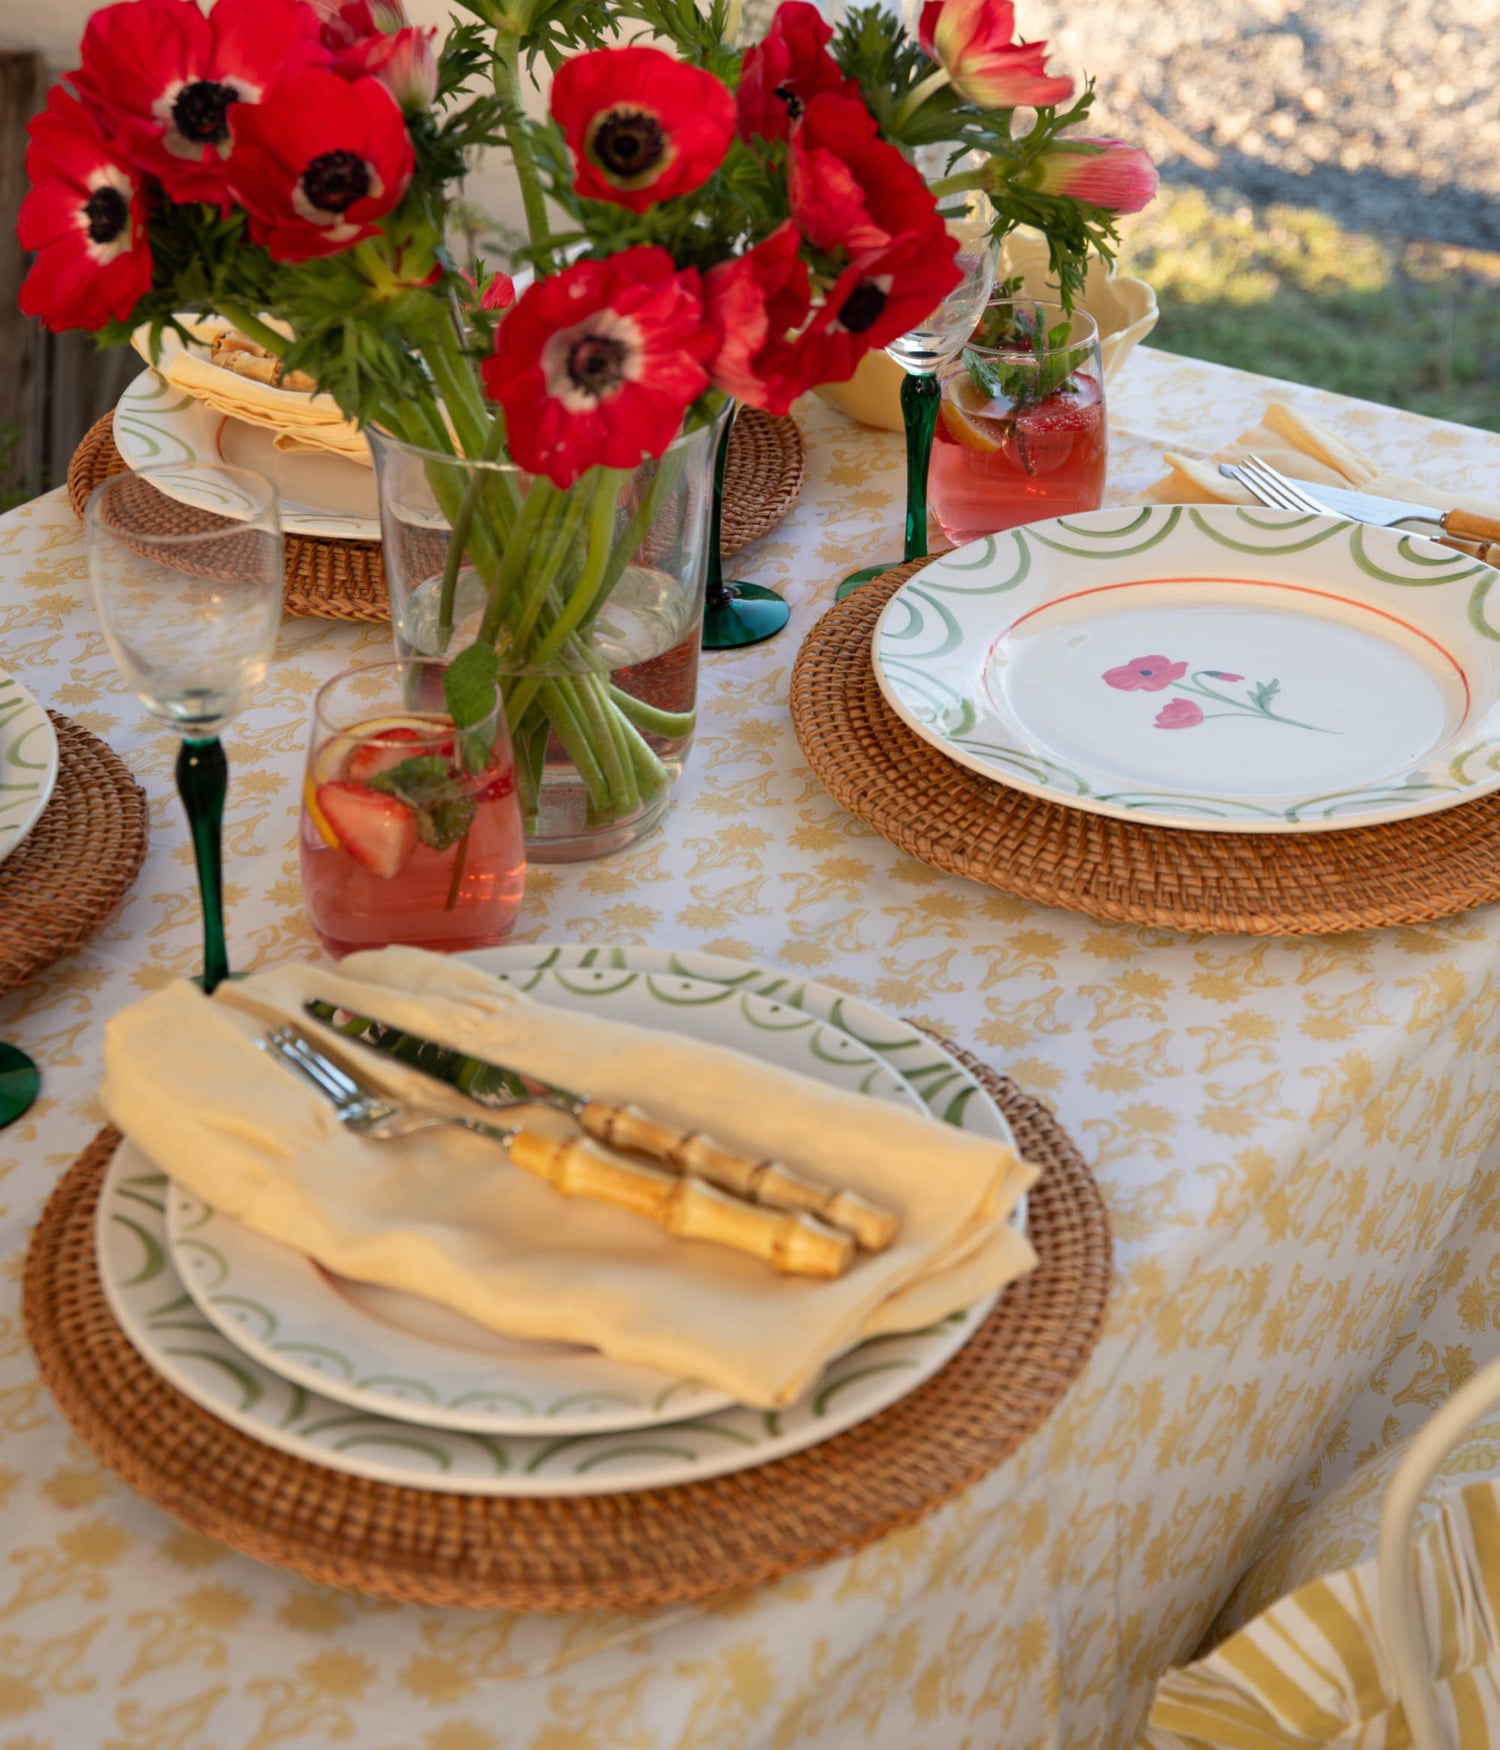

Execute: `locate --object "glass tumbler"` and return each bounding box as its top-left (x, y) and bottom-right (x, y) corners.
top-left (929, 299), bottom-right (1107, 542)
top-left (300, 659), bottom-right (525, 957)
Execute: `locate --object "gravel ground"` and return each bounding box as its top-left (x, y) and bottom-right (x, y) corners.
top-left (1014, 0), bottom-right (1500, 254)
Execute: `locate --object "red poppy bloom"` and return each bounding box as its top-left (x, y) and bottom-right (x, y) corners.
top-left (18, 85), bottom-right (152, 333)
top-left (737, 1), bottom-right (857, 143)
top-left (788, 94), bottom-right (943, 256)
top-left (72, 0), bottom-right (323, 206)
top-left (331, 25), bottom-right (437, 113)
top-left (551, 46), bottom-right (735, 214)
top-left (703, 223), bottom-right (815, 416)
top-left (226, 69), bottom-right (414, 262)
top-left (789, 228), bottom-right (960, 387)
top-left (917, 0), bottom-right (1073, 110)
top-left (1102, 656), bottom-right (1187, 692)
top-left (481, 246), bottom-right (717, 488)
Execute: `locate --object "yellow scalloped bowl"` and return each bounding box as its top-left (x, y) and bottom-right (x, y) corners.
top-left (816, 232), bottom-right (1159, 432)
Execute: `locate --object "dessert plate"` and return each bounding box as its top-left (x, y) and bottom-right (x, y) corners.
top-left (97, 947), bottom-right (1015, 1497)
top-left (114, 363), bottom-right (379, 541)
top-left (873, 504), bottom-right (1500, 832)
top-left (0, 668), bottom-right (59, 864)
top-left (164, 966), bottom-right (929, 1437)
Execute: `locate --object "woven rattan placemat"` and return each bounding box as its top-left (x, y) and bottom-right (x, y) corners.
top-left (791, 560), bottom-right (1500, 936)
top-left (24, 1048), bottom-right (1109, 1611)
top-left (0, 713), bottom-right (148, 997)
top-left (68, 410), bottom-right (804, 624)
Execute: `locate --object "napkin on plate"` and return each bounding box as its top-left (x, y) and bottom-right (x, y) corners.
top-left (1150, 399), bottom-right (1500, 541)
top-left (134, 317), bottom-right (371, 466)
top-left (100, 947), bottom-right (1038, 1409)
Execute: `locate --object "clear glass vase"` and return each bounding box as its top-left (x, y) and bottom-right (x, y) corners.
top-left (369, 412), bottom-right (725, 862)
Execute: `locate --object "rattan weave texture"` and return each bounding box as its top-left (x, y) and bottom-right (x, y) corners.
top-left (68, 410), bottom-right (804, 624)
top-left (790, 561), bottom-right (1500, 937)
top-left (0, 713), bottom-right (148, 997)
top-left (24, 1049), bottom-right (1109, 1612)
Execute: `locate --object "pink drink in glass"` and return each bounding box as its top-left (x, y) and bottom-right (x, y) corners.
top-left (929, 300), bottom-right (1107, 543)
top-left (300, 661), bottom-right (525, 957)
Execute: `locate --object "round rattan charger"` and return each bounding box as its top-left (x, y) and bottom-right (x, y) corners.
top-left (25, 1046), bottom-right (1109, 1612)
top-left (68, 411), bottom-right (805, 624)
top-left (0, 713), bottom-right (148, 997)
top-left (791, 560), bottom-right (1500, 937)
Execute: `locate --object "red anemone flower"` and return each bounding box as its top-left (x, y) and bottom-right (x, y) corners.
top-left (917, 0), bottom-right (1074, 110)
top-left (788, 93), bottom-right (944, 256)
top-left (737, 1), bottom-right (857, 143)
top-left (789, 229), bottom-right (961, 387)
top-left (72, 0), bottom-right (324, 206)
top-left (18, 84), bottom-right (152, 333)
top-left (703, 223), bottom-right (815, 416)
top-left (550, 46), bottom-right (735, 214)
top-left (226, 69), bottom-right (414, 261)
top-left (481, 246), bottom-right (717, 489)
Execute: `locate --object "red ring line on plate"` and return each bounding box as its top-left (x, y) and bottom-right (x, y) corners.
top-left (988, 574), bottom-right (1472, 719)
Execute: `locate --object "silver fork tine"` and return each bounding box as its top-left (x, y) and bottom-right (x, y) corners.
top-left (261, 1033), bottom-right (351, 1104)
top-left (1242, 455), bottom-right (1328, 516)
top-left (278, 1029), bottom-right (364, 1100)
top-left (1229, 458), bottom-right (1299, 511)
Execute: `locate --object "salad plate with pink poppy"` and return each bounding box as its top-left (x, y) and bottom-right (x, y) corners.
top-left (872, 503), bottom-right (1500, 832)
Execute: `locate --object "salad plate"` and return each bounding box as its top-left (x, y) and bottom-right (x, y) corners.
top-left (98, 946), bottom-right (1015, 1497)
top-left (0, 668), bottom-right (59, 864)
top-left (873, 503), bottom-right (1500, 832)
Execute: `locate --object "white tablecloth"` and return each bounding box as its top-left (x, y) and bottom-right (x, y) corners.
top-left (3, 348), bottom-right (1500, 1747)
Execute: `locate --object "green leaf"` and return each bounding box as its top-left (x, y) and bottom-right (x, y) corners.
top-left (416, 795), bottom-right (478, 852)
top-left (444, 643), bottom-right (501, 775)
top-left (368, 755), bottom-right (469, 809)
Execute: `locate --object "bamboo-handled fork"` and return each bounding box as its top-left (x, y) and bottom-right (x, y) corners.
top-left (259, 1025), bottom-right (856, 1279)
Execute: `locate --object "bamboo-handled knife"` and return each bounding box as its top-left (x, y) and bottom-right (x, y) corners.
top-left (305, 1000), bottom-right (901, 1252)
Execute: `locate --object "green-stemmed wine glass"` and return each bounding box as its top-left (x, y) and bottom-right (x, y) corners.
top-left (837, 188), bottom-right (999, 601)
top-left (86, 464), bottom-right (282, 993)
top-left (0, 1042), bottom-right (39, 1129)
top-left (701, 402), bottom-right (791, 650)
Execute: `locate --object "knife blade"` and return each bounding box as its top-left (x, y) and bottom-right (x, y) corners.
top-left (305, 1000), bottom-right (900, 1251)
top-left (1218, 466), bottom-right (1500, 559)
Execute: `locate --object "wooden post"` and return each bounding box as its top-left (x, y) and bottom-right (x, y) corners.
top-left (0, 51), bottom-right (41, 507)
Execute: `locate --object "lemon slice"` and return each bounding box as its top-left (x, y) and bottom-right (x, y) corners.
top-left (303, 775), bottom-right (340, 849)
top-left (940, 375), bottom-right (1007, 452)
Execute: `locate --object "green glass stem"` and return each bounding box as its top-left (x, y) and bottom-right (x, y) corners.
top-left (0, 1042), bottom-right (38, 1129)
top-left (704, 404), bottom-right (736, 612)
top-left (901, 371), bottom-right (941, 563)
top-left (703, 403), bottom-right (790, 648)
top-left (177, 736), bottom-right (229, 995)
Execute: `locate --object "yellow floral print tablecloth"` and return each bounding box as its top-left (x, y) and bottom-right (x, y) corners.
top-left (3, 349), bottom-right (1500, 1750)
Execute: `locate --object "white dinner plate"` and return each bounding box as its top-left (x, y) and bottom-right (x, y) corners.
top-left (97, 947), bottom-right (1016, 1496)
top-left (114, 365), bottom-right (379, 541)
top-left (873, 504), bottom-right (1500, 832)
top-left (164, 967), bottom-right (929, 1436)
top-left (0, 667), bottom-right (59, 864)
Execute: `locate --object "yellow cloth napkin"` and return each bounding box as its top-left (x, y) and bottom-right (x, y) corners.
top-left (100, 948), bottom-right (1038, 1408)
top-left (1150, 399), bottom-right (1500, 532)
top-left (134, 317), bottom-right (370, 466)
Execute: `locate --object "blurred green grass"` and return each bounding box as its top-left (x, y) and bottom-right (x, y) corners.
top-left (1118, 187), bottom-right (1500, 432)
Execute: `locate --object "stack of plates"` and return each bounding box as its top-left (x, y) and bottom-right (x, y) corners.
top-left (872, 504), bottom-right (1500, 835)
top-left (95, 945), bottom-right (1017, 1498)
top-left (0, 668), bottom-right (59, 863)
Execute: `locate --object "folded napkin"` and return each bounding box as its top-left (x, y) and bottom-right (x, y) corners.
top-left (101, 948), bottom-right (1038, 1408)
top-left (1150, 400), bottom-right (1500, 542)
top-left (135, 317), bottom-right (371, 466)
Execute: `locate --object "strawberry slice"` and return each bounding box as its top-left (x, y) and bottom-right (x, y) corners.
top-left (347, 725), bottom-right (424, 784)
top-left (315, 783), bottom-right (417, 879)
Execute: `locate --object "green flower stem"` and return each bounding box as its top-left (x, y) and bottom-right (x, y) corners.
top-left (893, 66), bottom-right (952, 128)
top-left (537, 679), bottom-right (611, 808)
top-left (437, 417), bottom-right (510, 647)
top-left (588, 675), bottom-right (640, 812)
top-left (503, 476), bottom-right (595, 653)
top-left (419, 327), bottom-right (489, 462)
top-left (494, 39), bottom-right (555, 271)
top-left (214, 305), bottom-right (289, 359)
top-left (612, 702), bottom-right (670, 790)
top-left (608, 686), bottom-right (694, 739)
top-left (1173, 671), bottom-right (1335, 734)
top-left (520, 472), bottom-right (618, 663)
top-left (477, 478), bottom-right (559, 647)
top-left (901, 372), bottom-right (941, 562)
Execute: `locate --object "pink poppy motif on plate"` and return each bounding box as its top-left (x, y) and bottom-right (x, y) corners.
top-left (1103, 655), bottom-right (1332, 734)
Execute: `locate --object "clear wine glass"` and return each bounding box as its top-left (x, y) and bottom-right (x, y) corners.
top-left (86, 464), bottom-right (283, 993)
top-left (837, 185), bottom-right (1000, 601)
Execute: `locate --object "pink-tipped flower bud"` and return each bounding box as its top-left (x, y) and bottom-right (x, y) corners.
top-left (1031, 137), bottom-right (1159, 213)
